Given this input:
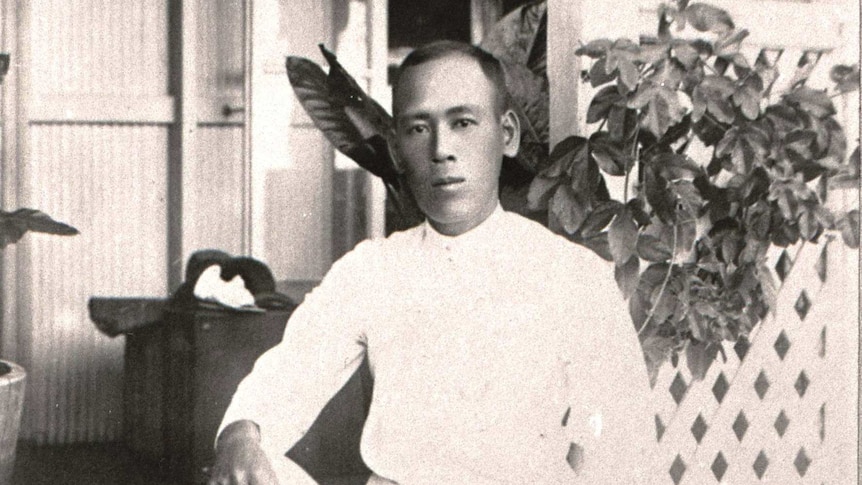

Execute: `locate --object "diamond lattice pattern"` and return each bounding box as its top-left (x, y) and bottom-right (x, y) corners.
top-left (651, 240), bottom-right (848, 483)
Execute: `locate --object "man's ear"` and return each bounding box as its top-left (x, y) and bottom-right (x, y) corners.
top-left (501, 109), bottom-right (521, 158)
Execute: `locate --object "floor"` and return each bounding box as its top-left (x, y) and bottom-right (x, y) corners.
top-left (13, 441), bottom-right (181, 485)
top-left (12, 441), bottom-right (369, 485)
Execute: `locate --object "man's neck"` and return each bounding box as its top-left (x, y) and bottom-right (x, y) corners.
top-left (428, 202), bottom-right (500, 237)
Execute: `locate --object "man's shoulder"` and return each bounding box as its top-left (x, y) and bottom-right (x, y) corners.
top-left (334, 223), bottom-right (423, 264)
top-left (501, 211), bottom-right (606, 267)
top-left (501, 211), bottom-right (620, 301)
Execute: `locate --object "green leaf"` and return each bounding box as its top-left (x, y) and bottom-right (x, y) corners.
top-left (544, 136), bottom-right (587, 177)
top-left (803, 113), bottom-right (832, 159)
top-left (830, 64), bottom-right (860, 93)
top-left (587, 85), bottom-right (623, 123)
top-left (770, 216), bottom-right (800, 247)
top-left (674, 220), bottom-right (698, 256)
top-left (770, 181), bottom-right (801, 220)
top-left (615, 255), bottom-right (640, 299)
top-left (798, 206), bottom-right (820, 241)
top-left (648, 269), bottom-right (682, 325)
top-left (649, 59), bottom-right (686, 91)
top-left (714, 226), bottom-right (743, 264)
top-left (480, 1), bottom-right (547, 76)
top-left (628, 83), bottom-right (655, 110)
top-left (783, 87), bottom-right (835, 118)
top-left (641, 333), bottom-right (675, 388)
top-left (714, 56), bottom-right (730, 76)
top-left (574, 231), bottom-right (613, 262)
top-left (637, 234), bottom-right (673, 262)
top-left (589, 132), bottom-right (632, 176)
top-left (0, 209), bottom-right (79, 249)
top-left (617, 59), bottom-right (640, 92)
top-left (692, 75), bottom-right (736, 124)
top-left (745, 201), bottom-right (772, 240)
top-left (632, 85), bottom-right (685, 139)
top-left (686, 341), bottom-right (719, 381)
top-left (732, 77), bottom-right (761, 120)
top-left (286, 52), bottom-right (398, 183)
top-left (692, 115), bottom-right (726, 147)
top-left (765, 104), bottom-right (804, 135)
top-left (551, 185), bottom-right (590, 234)
top-left (552, 137), bottom-right (607, 202)
top-left (645, 168), bottom-right (675, 222)
top-left (684, 3), bottom-right (734, 34)
top-left (783, 130), bottom-right (825, 180)
top-left (607, 105), bottom-right (637, 142)
top-left (715, 124), bottom-right (769, 173)
top-left (672, 42), bottom-right (701, 69)
top-left (286, 56), bottom-right (369, 145)
top-left (587, 58), bottom-right (617, 87)
top-left (527, 175), bottom-right (560, 211)
top-left (822, 117), bottom-right (849, 166)
top-left (593, 40), bottom-right (641, 94)
top-left (575, 38), bottom-right (614, 58)
top-left (609, 207), bottom-right (639, 265)
top-left (670, 180), bottom-right (704, 220)
top-left (630, 263), bottom-right (669, 333)
top-left (838, 210), bottom-right (860, 248)
top-left (627, 199), bottom-right (652, 227)
top-left (652, 153), bottom-right (701, 180)
top-left (688, 313), bottom-right (707, 341)
top-left (739, 167), bottom-right (770, 205)
top-left (580, 200), bottom-right (624, 237)
top-left (830, 145), bottom-right (860, 189)
top-left (637, 44), bottom-right (669, 65)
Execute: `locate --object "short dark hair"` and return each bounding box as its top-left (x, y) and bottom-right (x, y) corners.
top-left (393, 40), bottom-right (510, 115)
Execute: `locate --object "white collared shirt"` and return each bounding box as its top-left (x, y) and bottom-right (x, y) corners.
top-left (219, 206), bottom-right (658, 484)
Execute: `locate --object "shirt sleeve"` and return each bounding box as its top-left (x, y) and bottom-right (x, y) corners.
top-left (217, 241), bottom-right (375, 479)
top-left (562, 264), bottom-right (662, 484)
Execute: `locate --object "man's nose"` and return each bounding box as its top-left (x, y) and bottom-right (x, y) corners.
top-left (432, 127), bottom-right (456, 163)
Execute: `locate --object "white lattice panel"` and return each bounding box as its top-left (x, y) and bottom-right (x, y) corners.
top-left (651, 238), bottom-right (858, 484)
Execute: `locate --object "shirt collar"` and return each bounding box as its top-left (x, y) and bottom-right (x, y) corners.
top-left (420, 204), bottom-right (506, 251)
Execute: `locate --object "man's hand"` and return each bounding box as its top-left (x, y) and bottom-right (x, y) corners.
top-left (208, 420), bottom-right (279, 485)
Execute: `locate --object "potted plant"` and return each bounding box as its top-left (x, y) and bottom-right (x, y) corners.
top-left (0, 51), bottom-right (79, 482)
top-left (283, 1), bottom-right (858, 385)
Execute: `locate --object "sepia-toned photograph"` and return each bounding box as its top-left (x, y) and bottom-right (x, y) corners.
top-left (0, 0), bottom-right (859, 483)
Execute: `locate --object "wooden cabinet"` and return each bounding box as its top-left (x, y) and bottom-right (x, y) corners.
top-left (124, 307), bottom-right (372, 484)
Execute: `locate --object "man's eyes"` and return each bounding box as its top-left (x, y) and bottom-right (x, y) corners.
top-left (404, 124), bottom-right (428, 135)
top-left (452, 118), bottom-right (477, 129)
top-left (401, 118), bottom-right (476, 135)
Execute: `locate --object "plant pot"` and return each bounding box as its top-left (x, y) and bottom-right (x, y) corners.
top-left (0, 361), bottom-right (26, 483)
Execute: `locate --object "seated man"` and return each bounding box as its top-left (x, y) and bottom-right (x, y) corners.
top-left (209, 41), bottom-right (658, 485)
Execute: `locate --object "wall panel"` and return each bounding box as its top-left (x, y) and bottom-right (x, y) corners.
top-left (16, 0), bottom-right (171, 443)
top-left (29, 0), bottom-right (168, 95)
top-left (21, 124), bottom-right (168, 443)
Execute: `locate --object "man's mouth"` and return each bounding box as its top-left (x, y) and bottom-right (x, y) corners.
top-left (432, 176), bottom-right (466, 188)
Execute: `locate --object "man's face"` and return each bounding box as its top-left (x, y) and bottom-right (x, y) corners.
top-left (392, 54), bottom-right (519, 236)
